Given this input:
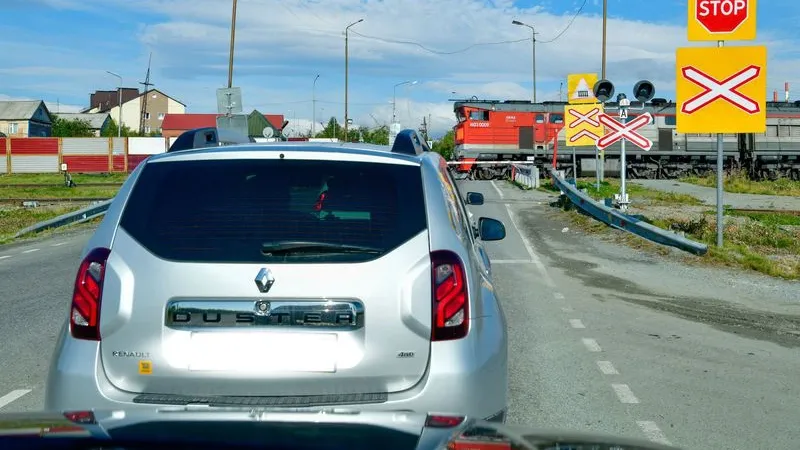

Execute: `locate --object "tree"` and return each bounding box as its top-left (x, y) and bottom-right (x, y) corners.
top-left (358, 125), bottom-right (389, 145)
top-left (431, 130), bottom-right (455, 161)
top-left (314, 117), bottom-right (343, 139)
top-left (51, 115), bottom-right (94, 137)
top-left (102, 118), bottom-right (138, 138)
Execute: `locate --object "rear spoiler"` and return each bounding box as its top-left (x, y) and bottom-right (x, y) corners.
top-left (168, 127), bottom-right (255, 153)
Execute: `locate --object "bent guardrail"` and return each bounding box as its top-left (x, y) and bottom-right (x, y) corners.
top-left (549, 169), bottom-right (708, 256)
top-left (511, 163), bottom-right (540, 189)
top-left (14, 199), bottom-right (113, 238)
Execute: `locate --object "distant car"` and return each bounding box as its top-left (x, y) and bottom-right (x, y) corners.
top-left (45, 128), bottom-right (509, 422)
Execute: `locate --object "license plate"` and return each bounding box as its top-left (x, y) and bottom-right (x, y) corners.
top-left (188, 331), bottom-right (338, 373)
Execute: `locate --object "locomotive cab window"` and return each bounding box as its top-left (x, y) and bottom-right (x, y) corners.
top-left (549, 114), bottom-right (564, 124)
top-left (470, 111), bottom-right (489, 121)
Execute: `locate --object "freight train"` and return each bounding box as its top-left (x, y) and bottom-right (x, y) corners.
top-left (450, 98), bottom-right (800, 181)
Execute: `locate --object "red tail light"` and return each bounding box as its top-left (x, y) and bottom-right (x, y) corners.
top-left (70, 248), bottom-right (111, 341)
top-left (425, 414), bottom-right (465, 427)
top-left (431, 250), bottom-right (469, 341)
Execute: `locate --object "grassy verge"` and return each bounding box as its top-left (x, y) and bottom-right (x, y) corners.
top-left (0, 173), bottom-right (124, 200)
top-left (0, 203), bottom-right (103, 244)
top-left (680, 170), bottom-right (800, 196)
top-left (542, 179), bottom-right (800, 279)
top-left (538, 177), bottom-right (704, 206)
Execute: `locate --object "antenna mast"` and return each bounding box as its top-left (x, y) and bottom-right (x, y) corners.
top-left (138, 52), bottom-right (154, 135)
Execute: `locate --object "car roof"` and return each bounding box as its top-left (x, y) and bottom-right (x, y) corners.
top-left (156, 127), bottom-right (434, 166)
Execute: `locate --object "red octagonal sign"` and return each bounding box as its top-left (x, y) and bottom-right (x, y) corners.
top-left (696, 0), bottom-right (749, 33)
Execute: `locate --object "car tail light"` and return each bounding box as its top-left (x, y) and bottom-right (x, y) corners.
top-left (425, 414), bottom-right (466, 428)
top-left (431, 250), bottom-right (469, 341)
top-left (70, 248), bottom-right (111, 341)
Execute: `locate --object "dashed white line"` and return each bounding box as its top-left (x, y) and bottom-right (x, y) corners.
top-left (0, 389), bottom-right (31, 409)
top-left (611, 384), bottom-right (640, 404)
top-left (597, 361), bottom-right (619, 375)
top-left (502, 204), bottom-right (554, 287)
top-left (569, 319), bottom-right (585, 329)
top-left (21, 248), bottom-right (40, 254)
top-left (560, 307), bottom-right (574, 312)
top-left (637, 421), bottom-right (672, 446)
top-left (582, 338), bottom-right (602, 352)
top-left (489, 180), bottom-right (504, 199)
top-left (51, 242), bottom-right (67, 247)
top-left (554, 292), bottom-right (565, 300)
top-left (0, 255), bottom-right (10, 260)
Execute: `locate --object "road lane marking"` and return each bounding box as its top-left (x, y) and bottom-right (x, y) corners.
top-left (597, 361), bottom-right (619, 375)
top-left (569, 319), bottom-right (585, 329)
top-left (637, 421), bottom-right (672, 446)
top-left (554, 292), bottom-right (565, 299)
top-left (0, 389), bottom-right (31, 409)
top-left (582, 338), bottom-right (602, 352)
top-left (561, 307), bottom-right (574, 312)
top-left (502, 204), bottom-right (554, 287)
top-left (612, 384), bottom-right (640, 404)
top-left (51, 242), bottom-right (67, 247)
top-left (21, 248), bottom-right (40, 254)
top-left (490, 180), bottom-right (504, 199)
top-left (0, 255), bottom-right (10, 260)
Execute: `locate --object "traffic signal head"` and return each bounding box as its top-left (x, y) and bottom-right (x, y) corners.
top-left (633, 80), bottom-right (655, 103)
top-left (593, 79), bottom-right (615, 103)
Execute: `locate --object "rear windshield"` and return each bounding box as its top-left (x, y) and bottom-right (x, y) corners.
top-left (119, 158), bottom-right (427, 263)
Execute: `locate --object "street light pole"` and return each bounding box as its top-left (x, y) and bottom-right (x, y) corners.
top-left (601, 0), bottom-right (607, 80)
top-left (312, 74), bottom-right (319, 136)
top-left (106, 71), bottom-right (123, 137)
top-left (392, 80), bottom-right (417, 123)
top-left (512, 20), bottom-right (537, 103)
top-left (344, 18), bottom-right (364, 142)
top-left (228, 0), bottom-right (238, 88)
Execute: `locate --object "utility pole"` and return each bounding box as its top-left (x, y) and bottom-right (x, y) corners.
top-left (228, 0), bottom-right (238, 88)
top-left (138, 53), bottom-right (154, 135)
top-left (344, 18), bottom-right (364, 142)
top-left (312, 74), bottom-right (319, 137)
top-left (512, 20), bottom-right (537, 103)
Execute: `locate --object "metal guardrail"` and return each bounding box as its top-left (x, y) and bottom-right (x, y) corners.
top-left (14, 199), bottom-right (113, 238)
top-left (549, 169), bottom-right (708, 256)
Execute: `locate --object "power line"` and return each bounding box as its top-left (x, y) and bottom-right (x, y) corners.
top-left (349, 30), bottom-right (528, 55)
top-left (538, 0), bottom-right (588, 43)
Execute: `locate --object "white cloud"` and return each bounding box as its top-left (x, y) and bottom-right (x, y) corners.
top-left (4, 0), bottom-right (800, 138)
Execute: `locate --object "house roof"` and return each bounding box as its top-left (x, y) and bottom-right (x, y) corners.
top-left (56, 113), bottom-right (110, 129)
top-left (0, 100), bottom-right (47, 120)
top-left (162, 113), bottom-right (285, 131)
top-left (136, 89), bottom-right (186, 107)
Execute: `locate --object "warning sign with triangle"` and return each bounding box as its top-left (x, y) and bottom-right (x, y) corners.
top-left (567, 73), bottom-right (598, 105)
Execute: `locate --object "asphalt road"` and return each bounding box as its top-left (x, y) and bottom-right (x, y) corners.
top-left (1, 181), bottom-right (799, 449)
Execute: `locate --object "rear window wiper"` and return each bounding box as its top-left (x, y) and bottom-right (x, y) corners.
top-left (261, 241), bottom-right (383, 256)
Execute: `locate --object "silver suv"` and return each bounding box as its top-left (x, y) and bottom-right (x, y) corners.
top-left (45, 128), bottom-right (509, 422)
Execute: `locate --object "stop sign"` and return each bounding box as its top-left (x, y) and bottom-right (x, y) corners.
top-left (695, 0), bottom-right (749, 33)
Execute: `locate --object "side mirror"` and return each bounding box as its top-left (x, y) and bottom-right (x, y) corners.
top-left (478, 217), bottom-right (506, 241)
top-left (466, 192), bottom-right (484, 205)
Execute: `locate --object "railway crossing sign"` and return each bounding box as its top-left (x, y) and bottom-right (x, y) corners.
top-left (595, 112), bottom-right (653, 151)
top-left (564, 103), bottom-right (604, 146)
top-left (675, 45), bottom-right (766, 133)
top-left (688, 0), bottom-right (757, 41)
top-left (567, 73), bottom-right (598, 104)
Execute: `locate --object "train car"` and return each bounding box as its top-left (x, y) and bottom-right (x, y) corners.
top-left (451, 98), bottom-right (800, 180)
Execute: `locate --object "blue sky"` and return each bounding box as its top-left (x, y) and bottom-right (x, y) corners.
top-left (2, 0), bottom-right (800, 137)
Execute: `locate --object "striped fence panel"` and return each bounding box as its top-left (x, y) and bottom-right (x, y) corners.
top-left (61, 137), bottom-right (111, 173)
top-left (0, 138), bottom-right (7, 174)
top-left (10, 138), bottom-right (59, 173)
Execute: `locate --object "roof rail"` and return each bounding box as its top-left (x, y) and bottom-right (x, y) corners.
top-left (168, 127), bottom-right (254, 153)
top-left (391, 129), bottom-right (430, 156)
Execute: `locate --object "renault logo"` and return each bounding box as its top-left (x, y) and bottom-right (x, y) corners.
top-left (254, 267), bottom-right (275, 293)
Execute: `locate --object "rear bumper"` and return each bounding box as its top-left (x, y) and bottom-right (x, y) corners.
top-left (45, 318), bottom-right (508, 423)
